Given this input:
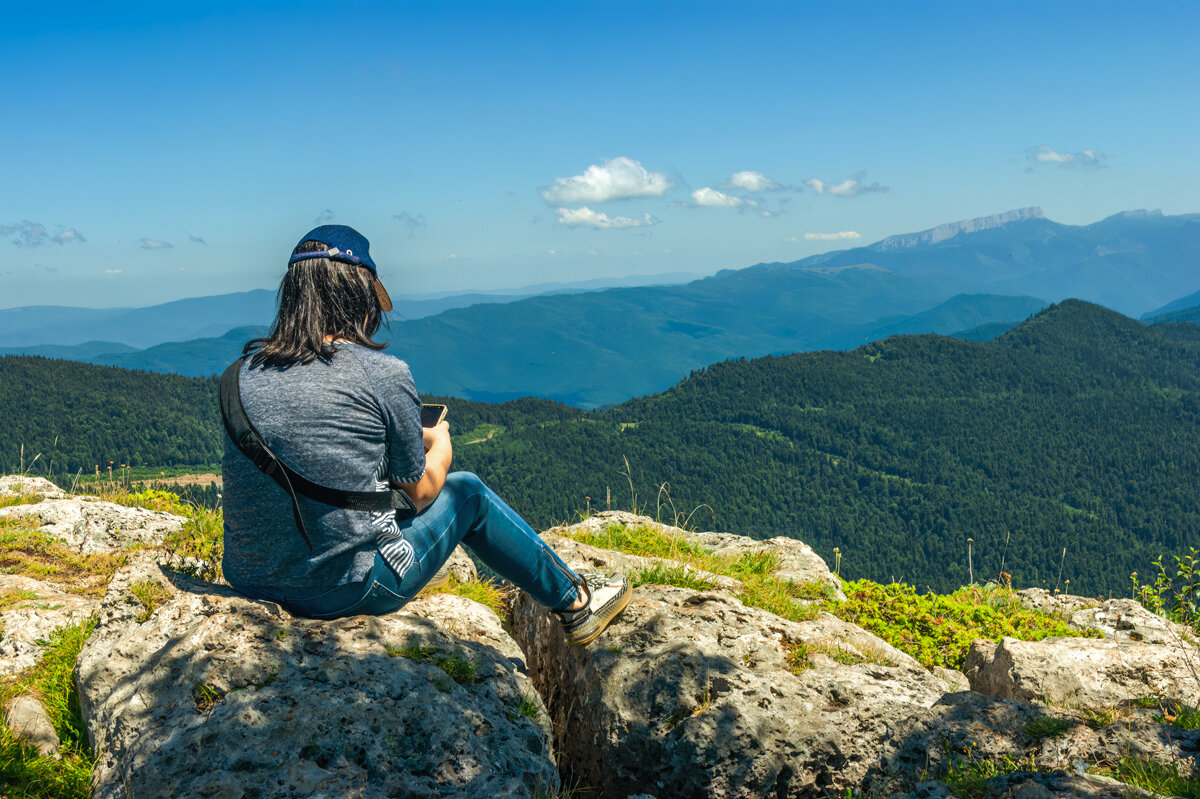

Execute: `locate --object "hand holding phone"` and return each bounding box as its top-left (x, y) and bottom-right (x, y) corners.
top-left (421, 404), bottom-right (448, 428)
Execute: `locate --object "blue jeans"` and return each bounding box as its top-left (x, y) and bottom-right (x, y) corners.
top-left (231, 472), bottom-right (581, 619)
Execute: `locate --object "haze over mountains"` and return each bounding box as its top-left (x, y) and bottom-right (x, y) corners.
top-left (3, 208), bottom-right (1197, 407)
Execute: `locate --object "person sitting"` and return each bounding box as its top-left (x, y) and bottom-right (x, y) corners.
top-left (221, 224), bottom-right (630, 645)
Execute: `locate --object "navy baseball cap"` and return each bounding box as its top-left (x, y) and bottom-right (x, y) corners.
top-left (288, 224), bottom-right (393, 312)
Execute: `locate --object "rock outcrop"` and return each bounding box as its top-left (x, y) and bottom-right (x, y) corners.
top-left (0, 574), bottom-right (98, 676)
top-left (2, 479), bottom-right (1197, 797)
top-left (76, 553), bottom-right (556, 799)
top-left (964, 635), bottom-right (1200, 708)
top-left (0, 495), bottom-right (186, 553)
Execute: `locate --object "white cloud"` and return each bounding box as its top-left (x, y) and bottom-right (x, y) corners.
top-left (105, 268), bottom-right (123, 274)
top-left (722, 170), bottom-right (782, 192)
top-left (136, 238), bottom-right (173, 250)
top-left (540, 157), bottom-right (671, 204)
top-left (804, 231), bottom-right (862, 241)
top-left (804, 171), bottom-right (889, 197)
top-left (1026, 145), bottom-right (1106, 168)
top-left (556, 206), bottom-right (654, 229)
top-left (690, 187), bottom-right (743, 207)
top-left (0, 220), bottom-right (86, 247)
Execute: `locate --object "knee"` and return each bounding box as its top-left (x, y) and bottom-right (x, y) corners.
top-left (444, 471), bottom-right (486, 496)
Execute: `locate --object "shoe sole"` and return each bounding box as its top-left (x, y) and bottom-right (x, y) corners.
top-left (565, 582), bottom-right (633, 647)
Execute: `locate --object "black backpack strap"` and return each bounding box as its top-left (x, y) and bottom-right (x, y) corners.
top-left (219, 358), bottom-right (417, 551)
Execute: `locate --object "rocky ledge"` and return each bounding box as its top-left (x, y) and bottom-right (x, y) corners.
top-left (1, 487), bottom-right (1197, 797)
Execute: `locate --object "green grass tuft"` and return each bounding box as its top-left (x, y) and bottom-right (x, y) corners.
top-left (1022, 717), bottom-right (1073, 740)
top-left (631, 563), bottom-right (719, 591)
top-left (1099, 757), bottom-right (1200, 799)
top-left (0, 618), bottom-right (98, 798)
top-left (421, 575), bottom-right (507, 618)
top-left (387, 643), bottom-right (481, 685)
top-left (129, 580), bottom-right (172, 623)
top-left (827, 580), bottom-right (1097, 670)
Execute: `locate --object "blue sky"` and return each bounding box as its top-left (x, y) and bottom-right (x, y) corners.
top-left (2, 0), bottom-right (1196, 308)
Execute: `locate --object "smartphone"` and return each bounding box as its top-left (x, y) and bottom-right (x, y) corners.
top-left (420, 403), bottom-right (448, 427)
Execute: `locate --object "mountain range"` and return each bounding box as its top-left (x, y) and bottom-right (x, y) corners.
top-left (2, 208), bottom-right (1196, 407)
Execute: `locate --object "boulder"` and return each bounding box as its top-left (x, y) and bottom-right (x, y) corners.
top-left (550, 510), bottom-right (845, 600)
top-left (0, 496), bottom-right (186, 553)
top-left (0, 574), bottom-right (100, 675)
top-left (4, 694), bottom-right (60, 757)
top-left (541, 532), bottom-right (741, 591)
top-left (77, 553), bottom-right (557, 799)
top-left (1069, 598), bottom-right (1197, 647)
top-left (0, 475), bottom-right (66, 499)
top-left (508, 582), bottom-right (951, 797)
top-left (963, 636), bottom-right (1200, 708)
top-left (1015, 588), bottom-right (1098, 614)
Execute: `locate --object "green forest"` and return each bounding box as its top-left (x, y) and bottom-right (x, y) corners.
top-left (2, 300), bottom-right (1197, 595)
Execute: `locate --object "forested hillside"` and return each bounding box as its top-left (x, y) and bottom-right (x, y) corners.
top-left (446, 302), bottom-right (1200, 595)
top-left (3, 302), bottom-right (1197, 594)
top-left (0, 356), bottom-right (221, 473)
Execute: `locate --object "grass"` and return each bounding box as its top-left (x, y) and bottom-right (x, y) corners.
top-left (567, 522), bottom-right (1100, 672)
top-left (941, 750), bottom-right (1036, 799)
top-left (1156, 702), bottom-right (1200, 730)
top-left (783, 641), bottom-right (887, 674)
top-left (129, 579), bottom-right (172, 623)
top-left (420, 574), bottom-right (508, 618)
top-left (387, 643), bottom-right (481, 686)
top-left (160, 503), bottom-right (224, 583)
top-left (828, 580), bottom-right (1098, 670)
top-left (0, 518), bottom-right (128, 596)
top-left (1022, 717), bottom-right (1073, 740)
top-left (0, 588), bottom-right (43, 612)
top-left (0, 618), bottom-right (97, 799)
top-left (1097, 757), bottom-right (1200, 799)
top-left (569, 522), bottom-right (834, 624)
top-left (0, 493), bottom-right (44, 509)
top-left (630, 563), bottom-right (719, 591)
top-left (191, 683), bottom-right (225, 713)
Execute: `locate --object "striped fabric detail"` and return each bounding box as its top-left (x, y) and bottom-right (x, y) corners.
top-left (377, 531), bottom-right (415, 579)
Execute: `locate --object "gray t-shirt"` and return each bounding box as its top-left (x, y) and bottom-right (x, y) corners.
top-left (221, 343), bottom-right (426, 590)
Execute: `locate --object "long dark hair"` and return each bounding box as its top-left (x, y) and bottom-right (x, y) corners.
top-left (245, 239), bottom-right (387, 367)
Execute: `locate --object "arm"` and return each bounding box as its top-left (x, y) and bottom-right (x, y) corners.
top-left (392, 420), bottom-right (452, 513)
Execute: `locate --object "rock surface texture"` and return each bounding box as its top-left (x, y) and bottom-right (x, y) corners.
top-left (964, 635), bottom-right (1200, 708)
top-left (76, 553), bottom-right (557, 799)
top-left (0, 574), bottom-right (99, 675)
top-left (0, 495), bottom-right (185, 552)
top-left (1, 480), bottom-right (1197, 798)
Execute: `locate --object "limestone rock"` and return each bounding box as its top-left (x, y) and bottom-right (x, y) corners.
top-left (77, 553), bottom-right (557, 799)
top-left (550, 511), bottom-right (845, 600)
top-left (4, 694), bottom-right (60, 757)
top-left (0, 574), bottom-right (99, 675)
top-left (963, 636), bottom-right (1200, 708)
top-left (508, 582), bottom-right (950, 797)
top-left (445, 544), bottom-right (479, 583)
top-left (0, 475), bottom-right (65, 499)
top-left (0, 496), bottom-right (185, 552)
top-left (541, 532), bottom-right (740, 591)
top-left (1069, 598), bottom-right (1197, 646)
top-left (1015, 588), bottom-right (1099, 614)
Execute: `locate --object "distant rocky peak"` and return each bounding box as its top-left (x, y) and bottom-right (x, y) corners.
top-left (871, 207), bottom-right (1046, 251)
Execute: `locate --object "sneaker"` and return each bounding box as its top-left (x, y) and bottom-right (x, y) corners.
top-left (554, 571), bottom-right (632, 647)
top-left (425, 562), bottom-right (451, 590)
